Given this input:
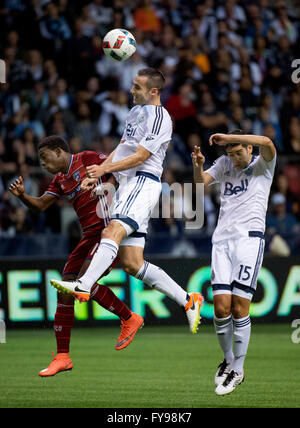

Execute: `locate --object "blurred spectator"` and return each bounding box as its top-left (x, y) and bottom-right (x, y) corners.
top-left (74, 102), bottom-right (99, 148)
top-left (165, 81), bottom-right (198, 138)
top-left (38, 1), bottom-right (72, 58)
top-left (0, 0), bottom-right (299, 254)
top-left (26, 49), bottom-right (44, 82)
top-left (98, 90), bottom-right (129, 137)
top-left (55, 78), bottom-right (72, 110)
top-left (133, 0), bottom-right (162, 33)
top-left (266, 193), bottom-right (300, 252)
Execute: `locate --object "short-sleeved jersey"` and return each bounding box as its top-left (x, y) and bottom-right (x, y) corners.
top-left (112, 104), bottom-right (172, 181)
top-left (45, 151), bottom-right (110, 233)
top-left (206, 153), bottom-right (276, 244)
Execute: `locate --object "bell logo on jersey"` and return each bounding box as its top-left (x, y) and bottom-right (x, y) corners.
top-left (224, 179), bottom-right (249, 196)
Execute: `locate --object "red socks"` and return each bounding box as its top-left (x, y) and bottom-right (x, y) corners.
top-left (91, 284), bottom-right (132, 321)
top-left (54, 285), bottom-right (131, 353)
top-left (54, 303), bottom-right (75, 354)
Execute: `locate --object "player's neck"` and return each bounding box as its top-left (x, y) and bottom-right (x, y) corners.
top-left (61, 153), bottom-right (72, 174)
top-left (148, 95), bottom-right (161, 106)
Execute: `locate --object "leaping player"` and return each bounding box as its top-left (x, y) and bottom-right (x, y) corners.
top-left (50, 68), bottom-right (204, 335)
top-left (9, 136), bottom-right (143, 376)
top-left (192, 130), bottom-right (276, 395)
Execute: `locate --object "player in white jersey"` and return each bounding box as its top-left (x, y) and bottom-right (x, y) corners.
top-left (51, 68), bottom-right (204, 340)
top-left (192, 129), bottom-right (276, 395)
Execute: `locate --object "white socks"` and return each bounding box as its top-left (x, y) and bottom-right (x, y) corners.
top-left (136, 262), bottom-right (189, 307)
top-left (214, 314), bottom-right (251, 375)
top-left (214, 315), bottom-right (234, 364)
top-left (231, 316), bottom-right (251, 374)
top-left (79, 239), bottom-right (119, 291)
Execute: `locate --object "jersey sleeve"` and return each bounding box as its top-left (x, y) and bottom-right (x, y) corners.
top-left (139, 106), bottom-right (172, 154)
top-left (81, 150), bottom-right (107, 166)
top-left (205, 156), bottom-right (226, 183)
top-left (255, 153), bottom-right (277, 178)
top-left (44, 175), bottom-right (63, 198)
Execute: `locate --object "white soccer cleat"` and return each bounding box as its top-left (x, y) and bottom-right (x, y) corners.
top-left (50, 279), bottom-right (90, 302)
top-left (185, 293), bottom-right (204, 334)
top-left (214, 359), bottom-right (231, 386)
top-left (215, 370), bottom-right (244, 396)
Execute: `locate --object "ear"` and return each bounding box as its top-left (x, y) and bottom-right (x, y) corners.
top-left (55, 147), bottom-right (62, 157)
top-left (150, 87), bottom-right (159, 96)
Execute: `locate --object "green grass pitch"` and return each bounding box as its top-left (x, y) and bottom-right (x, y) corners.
top-left (0, 324), bottom-right (299, 408)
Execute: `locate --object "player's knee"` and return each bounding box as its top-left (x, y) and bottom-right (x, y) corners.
top-left (232, 303), bottom-right (248, 319)
top-left (214, 295), bottom-right (232, 318)
top-left (214, 306), bottom-right (232, 318)
top-left (232, 295), bottom-right (250, 319)
top-left (102, 221), bottom-right (127, 243)
top-left (123, 262), bottom-right (138, 276)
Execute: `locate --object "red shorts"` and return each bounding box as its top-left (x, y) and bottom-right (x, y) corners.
top-left (63, 230), bottom-right (119, 277)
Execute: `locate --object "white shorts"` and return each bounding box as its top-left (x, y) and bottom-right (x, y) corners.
top-left (111, 171), bottom-right (161, 236)
top-left (211, 232), bottom-right (265, 301)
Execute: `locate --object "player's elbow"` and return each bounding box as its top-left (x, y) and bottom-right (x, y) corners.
top-left (263, 136), bottom-right (274, 148)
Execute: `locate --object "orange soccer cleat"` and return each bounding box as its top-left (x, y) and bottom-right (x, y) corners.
top-left (115, 312), bottom-right (144, 351)
top-left (39, 352), bottom-right (73, 377)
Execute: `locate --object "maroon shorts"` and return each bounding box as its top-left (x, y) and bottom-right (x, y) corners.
top-left (62, 231), bottom-right (119, 277)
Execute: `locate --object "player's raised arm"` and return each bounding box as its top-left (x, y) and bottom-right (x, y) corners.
top-left (192, 146), bottom-right (214, 185)
top-left (210, 133), bottom-right (276, 162)
top-left (9, 176), bottom-right (57, 212)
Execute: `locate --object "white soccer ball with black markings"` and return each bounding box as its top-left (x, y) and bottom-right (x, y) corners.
top-left (102, 29), bottom-right (136, 62)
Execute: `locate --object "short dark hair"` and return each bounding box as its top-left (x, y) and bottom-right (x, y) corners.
top-left (226, 129), bottom-right (249, 149)
top-left (137, 68), bottom-right (165, 93)
top-left (38, 135), bottom-right (71, 153)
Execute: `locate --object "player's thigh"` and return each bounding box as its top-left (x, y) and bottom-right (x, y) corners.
top-left (119, 245), bottom-right (144, 276)
top-left (112, 176), bottom-right (161, 235)
top-left (231, 236), bottom-right (265, 298)
top-left (211, 242), bottom-right (232, 295)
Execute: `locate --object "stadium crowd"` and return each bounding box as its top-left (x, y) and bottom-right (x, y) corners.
top-left (0, 0), bottom-right (300, 256)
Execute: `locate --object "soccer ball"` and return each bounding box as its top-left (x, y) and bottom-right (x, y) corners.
top-left (102, 29), bottom-right (136, 62)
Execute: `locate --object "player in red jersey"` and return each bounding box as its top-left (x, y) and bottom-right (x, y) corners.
top-left (9, 135), bottom-right (144, 376)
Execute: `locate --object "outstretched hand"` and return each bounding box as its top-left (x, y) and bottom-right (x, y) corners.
top-left (191, 145), bottom-right (205, 168)
top-left (81, 177), bottom-right (97, 191)
top-left (9, 176), bottom-right (25, 197)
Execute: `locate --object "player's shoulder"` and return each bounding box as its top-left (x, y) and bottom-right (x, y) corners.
top-left (80, 150), bottom-right (107, 163)
top-left (212, 154), bottom-right (228, 167)
top-left (142, 104), bottom-right (170, 116)
top-left (142, 104), bottom-right (172, 128)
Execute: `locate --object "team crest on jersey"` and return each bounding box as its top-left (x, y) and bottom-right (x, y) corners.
top-left (137, 114), bottom-right (145, 123)
top-left (73, 171), bottom-right (81, 182)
